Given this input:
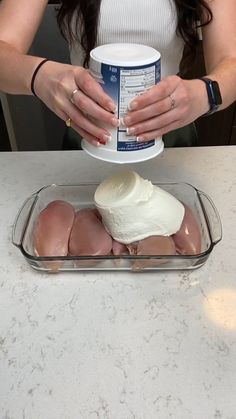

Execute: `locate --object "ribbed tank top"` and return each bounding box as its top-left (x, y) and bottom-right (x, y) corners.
top-left (70, 0), bottom-right (184, 77)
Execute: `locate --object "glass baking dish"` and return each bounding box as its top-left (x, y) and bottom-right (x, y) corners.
top-left (12, 182), bottom-right (222, 272)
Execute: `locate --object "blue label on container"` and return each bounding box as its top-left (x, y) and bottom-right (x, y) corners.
top-left (100, 59), bottom-right (161, 152)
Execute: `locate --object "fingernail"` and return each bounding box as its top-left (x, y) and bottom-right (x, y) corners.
top-left (136, 136), bottom-right (144, 142)
top-left (128, 101), bottom-right (138, 111)
top-left (92, 140), bottom-right (101, 147)
top-left (123, 116), bottom-right (131, 125)
top-left (102, 134), bottom-right (112, 142)
top-left (127, 127), bottom-right (136, 135)
top-left (108, 102), bottom-right (117, 112)
top-left (111, 117), bottom-right (120, 127)
top-left (99, 140), bottom-right (106, 145)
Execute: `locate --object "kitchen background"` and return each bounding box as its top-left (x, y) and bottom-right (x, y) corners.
top-left (1, 2), bottom-right (236, 151)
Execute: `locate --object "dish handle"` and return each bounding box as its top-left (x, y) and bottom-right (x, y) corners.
top-left (12, 194), bottom-right (37, 248)
top-left (198, 190), bottom-right (222, 246)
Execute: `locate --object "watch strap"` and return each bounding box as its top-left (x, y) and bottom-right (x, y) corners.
top-left (199, 77), bottom-right (222, 116)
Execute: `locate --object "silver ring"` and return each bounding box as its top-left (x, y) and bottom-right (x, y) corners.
top-left (169, 94), bottom-right (175, 110)
top-left (70, 88), bottom-right (80, 104)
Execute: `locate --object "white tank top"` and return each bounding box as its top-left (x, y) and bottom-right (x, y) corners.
top-left (70, 0), bottom-right (184, 77)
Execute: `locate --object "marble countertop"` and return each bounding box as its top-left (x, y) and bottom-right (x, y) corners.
top-left (0, 147), bottom-right (236, 419)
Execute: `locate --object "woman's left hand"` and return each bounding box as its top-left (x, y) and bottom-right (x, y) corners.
top-left (123, 75), bottom-right (210, 141)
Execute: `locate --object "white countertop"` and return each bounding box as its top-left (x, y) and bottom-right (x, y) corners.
top-left (0, 147), bottom-right (236, 419)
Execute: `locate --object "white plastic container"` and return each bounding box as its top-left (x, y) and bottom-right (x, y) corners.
top-left (82, 43), bottom-right (164, 164)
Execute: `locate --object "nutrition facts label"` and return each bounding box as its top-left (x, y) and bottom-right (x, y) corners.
top-left (88, 44), bottom-right (163, 160)
top-left (119, 66), bottom-right (156, 118)
top-left (94, 55), bottom-right (161, 153)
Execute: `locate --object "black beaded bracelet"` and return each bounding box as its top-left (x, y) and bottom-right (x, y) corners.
top-left (31, 59), bottom-right (49, 97)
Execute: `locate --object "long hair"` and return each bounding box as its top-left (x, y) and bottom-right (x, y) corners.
top-left (57, 0), bottom-right (212, 67)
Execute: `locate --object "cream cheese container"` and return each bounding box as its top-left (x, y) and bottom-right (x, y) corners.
top-left (82, 43), bottom-right (164, 164)
top-left (94, 171), bottom-right (185, 244)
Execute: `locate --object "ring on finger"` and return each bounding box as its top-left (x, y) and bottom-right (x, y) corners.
top-left (65, 117), bottom-right (72, 127)
top-left (70, 88), bottom-right (80, 104)
top-left (169, 94), bottom-right (175, 111)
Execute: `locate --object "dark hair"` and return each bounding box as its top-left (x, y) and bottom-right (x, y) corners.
top-left (57, 0), bottom-right (212, 67)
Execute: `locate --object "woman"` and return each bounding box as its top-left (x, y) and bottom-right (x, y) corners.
top-left (0, 0), bottom-right (236, 147)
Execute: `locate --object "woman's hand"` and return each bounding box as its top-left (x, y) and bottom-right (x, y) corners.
top-left (34, 60), bottom-right (119, 146)
top-left (123, 75), bottom-right (210, 141)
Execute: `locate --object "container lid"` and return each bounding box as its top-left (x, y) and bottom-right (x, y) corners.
top-left (90, 43), bottom-right (161, 67)
top-left (82, 138), bottom-right (164, 164)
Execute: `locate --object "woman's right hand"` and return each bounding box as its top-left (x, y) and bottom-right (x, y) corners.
top-left (33, 60), bottom-right (119, 146)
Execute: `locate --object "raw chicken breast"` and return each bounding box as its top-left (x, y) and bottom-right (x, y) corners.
top-left (173, 204), bottom-right (201, 255)
top-left (112, 240), bottom-right (128, 255)
top-left (33, 200), bottom-right (75, 270)
top-left (69, 208), bottom-right (113, 256)
top-left (127, 235), bottom-right (176, 269)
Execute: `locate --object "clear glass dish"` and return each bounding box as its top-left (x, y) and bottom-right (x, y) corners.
top-left (12, 182), bottom-right (222, 272)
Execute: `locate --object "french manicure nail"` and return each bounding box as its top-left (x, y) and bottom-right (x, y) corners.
top-left (127, 127), bottom-right (136, 135)
top-left (111, 117), bottom-right (120, 127)
top-left (103, 134), bottom-right (112, 142)
top-left (136, 136), bottom-right (144, 142)
top-left (124, 116), bottom-right (131, 125)
top-left (128, 101), bottom-right (138, 111)
top-left (93, 140), bottom-right (101, 147)
top-left (108, 102), bottom-right (117, 112)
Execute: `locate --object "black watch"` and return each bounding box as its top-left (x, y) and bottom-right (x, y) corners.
top-left (199, 77), bottom-right (222, 116)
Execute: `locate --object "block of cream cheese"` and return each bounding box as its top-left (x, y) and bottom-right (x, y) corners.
top-left (94, 171), bottom-right (185, 244)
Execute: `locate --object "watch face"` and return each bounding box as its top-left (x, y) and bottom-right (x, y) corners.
top-left (200, 77), bottom-right (223, 116)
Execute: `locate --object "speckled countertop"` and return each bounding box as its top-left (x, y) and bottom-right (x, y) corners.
top-left (0, 147), bottom-right (236, 419)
